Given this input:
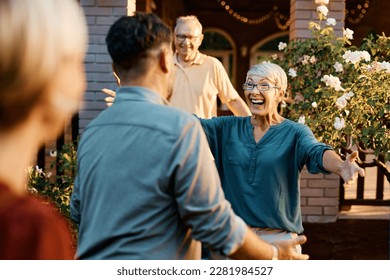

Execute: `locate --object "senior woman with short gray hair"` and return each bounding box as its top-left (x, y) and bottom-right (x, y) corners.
top-left (199, 62), bottom-right (364, 255)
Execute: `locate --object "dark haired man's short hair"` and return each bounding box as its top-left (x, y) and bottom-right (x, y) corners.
top-left (106, 12), bottom-right (172, 72)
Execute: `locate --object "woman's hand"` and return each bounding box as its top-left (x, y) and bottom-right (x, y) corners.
top-left (339, 151), bottom-right (365, 187)
top-left (323, 150), bottom-right (365, 187)
top-left (101, 88), bottom-right (116, 107)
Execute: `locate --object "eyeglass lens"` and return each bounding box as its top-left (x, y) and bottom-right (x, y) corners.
top-left (176, 34), bottom-right (199, 41)
top-left (243, 83), bottom-right (272, 91)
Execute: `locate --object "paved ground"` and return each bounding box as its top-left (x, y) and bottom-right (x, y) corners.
top-left (302, 204), bottom-right (389, 260)
top-left (302, 218), bottom-right (389, 260)
top-left (338, 205), bottom-right (390, 220)
top-left (303, 157), bottom-right (390, 260)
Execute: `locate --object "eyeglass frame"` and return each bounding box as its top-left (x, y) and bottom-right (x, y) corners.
top-left (242, 82), bottom-right (280, 92)
top-left (175, 34), bottom-right (201, 42)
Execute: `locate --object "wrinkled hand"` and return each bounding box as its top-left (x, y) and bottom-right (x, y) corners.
top-left (101, 88), bottom-right (116, 107)
top-left (340, 151), bottom-right (365, 187)
top-left (273, 235), bottom-right (309, 260)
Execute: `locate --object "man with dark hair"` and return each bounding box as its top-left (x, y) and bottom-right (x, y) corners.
top-left (70, 12), bottom-right (309, 260)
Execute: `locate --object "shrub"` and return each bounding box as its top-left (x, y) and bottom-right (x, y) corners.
top-left (271, 3), bottom-right (389, 167)
top-left (26, 141), bottom-right (78, 241)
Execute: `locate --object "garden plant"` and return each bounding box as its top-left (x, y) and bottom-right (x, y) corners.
top-left (272, 3), bottom-right (389, 181)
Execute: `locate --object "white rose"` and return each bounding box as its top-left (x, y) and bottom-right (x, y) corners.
top-left (360, 50), bottom-right (371, 62)
top-left (317, 5), bottom-right (329, 17)
top-left (343, 28), bottom-right (354, 40)
top-left (333, 62), bottom-right (343, 72)
top-left (379, 61), bottom-right (390, 73)
top-left (278, 42), bottom-right (287, 51)
top-left (288, 68), bottom-right (297, 77)
top-left (321, 74), bottom-right (343, 91)
top-left (343, 50), bottom-right (360, 64)
top-left (345, 91), bottom-right (354, 99)
top-left (336, 96), bottom-right (347, 109)
top-left (334, 117), bottom-right (345, 130)
top-left (326, 18), bottom-right (336, 26)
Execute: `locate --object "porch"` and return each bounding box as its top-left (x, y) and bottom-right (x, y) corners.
top-left (302, 161), bottom-right (389, 260)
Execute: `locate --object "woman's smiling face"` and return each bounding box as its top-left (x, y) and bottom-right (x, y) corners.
top-left (244, 75), bottom-right (281, 117)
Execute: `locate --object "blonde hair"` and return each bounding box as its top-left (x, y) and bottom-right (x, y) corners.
top-left (246, 62), bottom-right (288, 94)
top-left (174, 15), bottom-right (203, 33)
top-left (0, 0), bottom-right (87, 130)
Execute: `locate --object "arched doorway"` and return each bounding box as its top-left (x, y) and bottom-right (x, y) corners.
top-left (199, 28), bottom-right (236, 86)
top-left (250, 32), bottom-right (289, 66)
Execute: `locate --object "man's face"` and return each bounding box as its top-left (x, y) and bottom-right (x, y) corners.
top-left (174, 22), bottom-right (203, 62)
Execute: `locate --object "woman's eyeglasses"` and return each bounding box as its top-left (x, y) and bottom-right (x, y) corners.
top-left (242, 82), bottom-right (280, 92)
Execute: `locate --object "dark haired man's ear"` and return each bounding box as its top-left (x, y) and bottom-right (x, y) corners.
top-left (111, 64), bottom-right (121, 86)
top-left (159, 48), bottom-right (171, 73)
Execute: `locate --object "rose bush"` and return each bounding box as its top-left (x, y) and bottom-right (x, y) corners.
top-left (272, 3), bottom-right (389, 168)
top-left (26, 141), bottom-right (78, 240)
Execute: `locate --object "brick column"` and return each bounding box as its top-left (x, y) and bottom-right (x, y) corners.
top-left (300, 168), bottom-right (340, 223)
top-left (79, 0), bottom-right (158, 132)
top-left (289, 0), bottom-right (346, 223)
top-left (79, 0), bottom-right (129, 132)
top-left (290, 0), bottom-right (345, 40)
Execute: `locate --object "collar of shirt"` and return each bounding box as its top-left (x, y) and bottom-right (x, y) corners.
top-left (115, 86), bottom-right (169, 106)
top-left (173, 51), bottom-right (204, 67)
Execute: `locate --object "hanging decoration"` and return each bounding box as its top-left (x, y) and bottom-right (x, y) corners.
top-left (216, 0), bottom-right (290, 30)
top-left (216, 0), bottom-right (370, 30)
top-left (346, 0), bottom-right (370, 24)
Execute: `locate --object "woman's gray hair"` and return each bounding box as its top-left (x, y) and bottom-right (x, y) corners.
top-left (246, 62), bottom-right (288, 94)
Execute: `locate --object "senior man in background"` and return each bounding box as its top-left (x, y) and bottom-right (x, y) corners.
top-left (104, 15), bottom-right (250, 118)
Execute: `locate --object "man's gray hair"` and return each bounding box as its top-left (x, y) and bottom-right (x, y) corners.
top-left (174, 15), bottom-right (203, 33)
